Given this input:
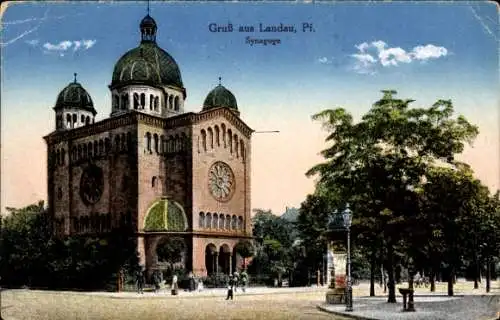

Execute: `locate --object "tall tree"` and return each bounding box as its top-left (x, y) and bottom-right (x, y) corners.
top-left (307, 90), bottom-right (479, 302)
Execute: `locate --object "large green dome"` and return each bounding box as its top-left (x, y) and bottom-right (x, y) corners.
top-left (54, 79), bottom-right (96, 115)
top-left (202, 84), bottom-right (238, 111)
top-left (110, 15), bottom-right (184, 89)
top-left (111, 42), bottom-right (183, 88)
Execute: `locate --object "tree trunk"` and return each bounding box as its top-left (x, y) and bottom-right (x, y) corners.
top-left (380, 264), bottom-right (384, 287)
top-left (447, 267), bottom-right (454, 296)
top-left (486, 258), bottom-right (491, 293)
top-left (370, 251), bottom-right (376, 296)
top-left (387, 244), bottom-right (396, 303)
top-left (473, 249), bottom-right (479, 289)
top-left (430, 268), bottom-right (436, 292)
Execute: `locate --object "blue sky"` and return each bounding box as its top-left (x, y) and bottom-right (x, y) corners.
top-left (1, 2), bottom-right (498, 214)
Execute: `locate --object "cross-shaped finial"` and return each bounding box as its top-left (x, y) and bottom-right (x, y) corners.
top-left (218, 76), bottom-right (222, 86)
top-left (147, 0), bottom-right (150, 14)
top-left (73, 73), bottom-right (77, 83)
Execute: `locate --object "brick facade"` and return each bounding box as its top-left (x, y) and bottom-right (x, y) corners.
top-left (44, 109), bottom-right (253, 277)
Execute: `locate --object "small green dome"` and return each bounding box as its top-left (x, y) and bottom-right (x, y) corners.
top-left (203, 84), bottom-right (238, 111)
top-left (54, 79), bottom-right (96, 115)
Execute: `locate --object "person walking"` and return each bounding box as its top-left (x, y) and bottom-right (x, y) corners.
top-left (232, 272), bottom-right (239, 293)
top-left (136, 269), bottom-right (145, 294)
top-left (240, 270), bottom-right (248, 293)
top-left (226, 276), bottom-right (234, 300)
top-left (171, 275), bottom-right (179, 295)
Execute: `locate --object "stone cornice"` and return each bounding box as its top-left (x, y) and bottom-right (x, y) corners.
top-left (44, 108), bottom-right (253, 145)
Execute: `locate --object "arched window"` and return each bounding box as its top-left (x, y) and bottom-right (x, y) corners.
top-left (173, 135), bottom-right (179, 152)
top-left (235, 135), bottom-right (239, 158)
top-left (133, 93), bottom-right (139, 109)
top-left (225, 214), bottom-right (231, 230)
top-left (94, 141), bottom-right (98, 156)
top-left (164, 94), bottom-right (169, 110)
top-left (140, 93), bottom-right (145, 109)
top-left (81, 115), bottom-right (85, 123)
top-left (66, 114), bottom-right (71, 128)
top-left (213, 214), bottom-right (218, 229)
top-left (77, 145), bottom-right (82, 160)
top-left (121, 133), bottom-right (126, 151)
top-left (207, 128), bottom-right (214, 149)
top-left (149, 94), bottom-right (154, 110)
top-left (199, 212), bottom-right (205, 228)
top-left (105, 138), bottom-right (111, 154)
top-left (127, 132), bottom-right (132, 150)
top-left (181, 133), bottom-right (187, 152)
top-left (167, 136), bottom-right (174, 153)
top-left (154, 96), bottom-right (159, 111)
top-left (153, 134), bottom-right (159, 153)
top-left (82, 144), bottom-right (87, 160)
top-left (152, 176), bottom-right (157, 188)
top-left (87, 142), bottom-right (92, 158)
top-left (240, 140), bottom-right (245, 162)
top-left (228, 129), bottom-right (233, 153)
top-left (214, 125), bottom-right (220, 147)
top-left (115, 135), bottom-right (121, 152)
top-left (238, 216), bottom-right (244, 231)
top-left (201, 130), bottom-right (207, 152)
top-left (219, 214), bottom-right (224, 229)
top-left (113, 95), bottom-right (119, 109)
top-left (174, 96), bottom-right (180, 111)
top-left (231, 215), bottom-right (237, 230)
top-left (206, 213), bottom-right (212, 229)
top-left (72, 114), bottom-right (77, 127)
top-left (169, 95), bottom-right (173, 109)
top-left (72, 147), bottom-right (77, 162)
top-left (86, 116), bottom-right (90, 125)
top-left (160, 135), bottom-right (166, 154)
top-left (145, 132), bottom-right (152, 152)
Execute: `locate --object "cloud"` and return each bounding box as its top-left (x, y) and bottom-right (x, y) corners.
top-left (350, 40), bottom-right (448, 74)
top-left (317, 56), bottom-right (334, 64)
top-left (0, 25), bottom-right (41, 47)
top-left (25, 39), bottom-right (39, 46)
top-left (42, 39), bottom-right (97, 56)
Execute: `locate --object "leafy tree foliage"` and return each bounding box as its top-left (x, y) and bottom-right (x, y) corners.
top-left (1, 201), bottom-right (140, 290)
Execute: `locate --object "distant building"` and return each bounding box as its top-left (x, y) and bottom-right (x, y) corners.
top-left (43, 13), bottom-right (253, 276)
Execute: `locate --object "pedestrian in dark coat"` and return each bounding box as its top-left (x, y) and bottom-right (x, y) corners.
top-left (136, 269), bottom-right (145, 294)
top-left (226, 277), bottom-right (234, 300)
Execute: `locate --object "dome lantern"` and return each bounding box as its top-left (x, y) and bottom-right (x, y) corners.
top-left (140, 14), bottom-right (157, 43)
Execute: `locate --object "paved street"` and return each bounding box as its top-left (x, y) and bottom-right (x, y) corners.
top-left (1, 288), bottom-right (349, 320)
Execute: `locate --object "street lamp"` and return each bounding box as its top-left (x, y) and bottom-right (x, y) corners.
top-left (342, 204), bottom-right (353, 312)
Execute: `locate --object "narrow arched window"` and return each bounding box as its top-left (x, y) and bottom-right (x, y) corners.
top-left (214, 125), bottom-right (220, 147)
top-left (113, 95), bottom-right (119, 109)
top-left (153, 134), bottom-right (159, 153)
top-left (169, 95), bottom-right (173, 109)
top-left (219, 214), bottom-right (224, 229)
top-left (181, 133), bottom-right (187, 152)
top-left (115, 135), bottom-right (121, 152)
top-left (154, 96), bottom-right (159, 111)
top-left (238, 216), bottom-right (244, 231)
top-left (228, 129), bottom-right (233, 153)
top-left (240, 140), bottom-right (245, 162)
top-left (133, 93), bottom-right (139, 109)
top-left (232, 215), bottom-right (237, 230)
top-left (174, 96), bottom-right (180, 111)
top-left (174, 135), bottom-right (180, 152)
top-left (208, 128), bottom-right (214, 149)
top-left (149, 94), bottom-right (154, 110)
top-left (225, 214), bottom-right (231, 230)
top-left (201, 130), bottom-right (207, 152)
top-left (206, 213), bottom-right (212, 229)
top-left (213, 214), bottom-right (218, 229)
top-left (66, 114), bottom-right (71, 128)
top-left (82, 144), bottom-right (87, 160)
top-left (167, 136), bottom-right (174, 153)
top-left (146, 132), bottom-right (152, 152)
top-left (87, 142), bottom-right (92, 158)
top-left (94, 141), bottom-right (98, 156)
top-left (72, 114), bottom-right (77, 127)
top-left (81, 115), bottom-right (85, 123)
top-left (160, 135), bottom-right (166, 154)
top-left (152, 176), bottom-right (157, 188)
top-left (140, 93), bottom-right (145, 109)
top-left (199, 212), bottom-right (205, 228)
top-left (235, 135), bottom-right (239, 158)
top-left (86, 116), bottom-right (90, 125)
top-left (105, 138), bottom-right (111, 154)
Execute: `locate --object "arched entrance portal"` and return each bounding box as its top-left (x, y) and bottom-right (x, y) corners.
top-left (205, 244), bottom-right (217, 275)
top-left (219, 244), bottom-right (231, 275)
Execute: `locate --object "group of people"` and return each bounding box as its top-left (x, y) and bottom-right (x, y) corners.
top-left (226, 271), bottom-right (248, 300)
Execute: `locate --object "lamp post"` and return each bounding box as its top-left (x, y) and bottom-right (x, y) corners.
top-left (342, 204), bottom-right (353, 312)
